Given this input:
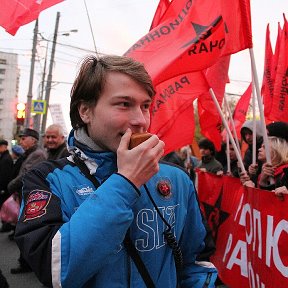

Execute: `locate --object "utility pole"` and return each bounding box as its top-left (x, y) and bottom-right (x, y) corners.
top-left (41, 12), bottom-right (60, 136)
top-left (24, 19), bottom-right (38, 128)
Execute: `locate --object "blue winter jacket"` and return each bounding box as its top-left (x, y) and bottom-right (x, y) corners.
top-left (15, 131), bottom-right (217, 287)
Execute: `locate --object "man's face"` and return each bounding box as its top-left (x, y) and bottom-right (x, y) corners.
top-left (244, 131), bottom-right (253, 145)
top-left (199, 148), bottom-right (212, 157)
top-left (0, 145), bottom-right (7, 153)
top-left (79, 71), bottom-right (152, 152)
top-left (45, 129), bottom-right (64, 150)
top-left (20, 136), bottom-right (36, 151)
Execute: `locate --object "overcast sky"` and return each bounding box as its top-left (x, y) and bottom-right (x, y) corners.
top-left (0, 0), bottom-right (287, 131)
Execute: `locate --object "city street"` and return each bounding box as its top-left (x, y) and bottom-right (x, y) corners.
top-left (0, 229), bottom-right (43, 288)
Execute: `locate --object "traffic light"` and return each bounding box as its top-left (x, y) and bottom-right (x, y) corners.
top-left (16, 102), bottom-right (26, 126)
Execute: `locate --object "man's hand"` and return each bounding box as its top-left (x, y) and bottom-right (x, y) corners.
top-left (117, 129), bottom-right (165, 188)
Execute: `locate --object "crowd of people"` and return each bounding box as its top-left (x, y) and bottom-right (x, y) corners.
top-left (0, 54), bottom-right (287, 288)
top-left (0, 124), bottom-right (68, 286)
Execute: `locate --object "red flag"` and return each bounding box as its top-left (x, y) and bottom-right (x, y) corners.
top-left (150, 0), bottom-right (171, 30)
top-left (268, 16), bottom-right (288, 122)
top-left (198, 56), bottom-right (231, 151)
top-left (0, 0), bottom-right (64, 35)
top-left (126, 12), bottom-right (225, 86)
top-left (148, 72), bottom-right (209, 154)
top-left (126, 0), bottom-right (252, 86)
top-left (272, 22), bottom-right (283, 82)
top-left (221, 82), bottom-right (252, 141)
top-left (261, 24), bottom-right (274, 118)
top-left (232, 83), bottom-right (252, 139)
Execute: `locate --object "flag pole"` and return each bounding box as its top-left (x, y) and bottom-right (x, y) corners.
top-left (40, 12), bottom-right (60, 136)
top-left (83, 0), bottom-right (98, 54)
top-left (223, 95), bottom-right (241, 152)
top-left (249, 48), bottom-right (271, 163)
top-left (209, 88), bottom-right (246, 174)
top-left (24, 19), bottom-right (38, 128)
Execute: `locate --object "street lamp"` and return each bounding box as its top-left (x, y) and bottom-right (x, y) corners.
top-left (38, 29), bottom-right (78, 101)
top-left (33, 26), bottom-right (78, 132)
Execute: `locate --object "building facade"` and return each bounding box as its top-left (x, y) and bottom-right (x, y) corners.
top-left (0, 51), bottom-right (19, 147)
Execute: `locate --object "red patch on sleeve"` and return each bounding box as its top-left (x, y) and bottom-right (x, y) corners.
top-left (24, 190), bottom-right (52, 221)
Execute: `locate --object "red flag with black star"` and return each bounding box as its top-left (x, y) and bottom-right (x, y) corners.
top-left (0, 0), bottom-right (64, 35)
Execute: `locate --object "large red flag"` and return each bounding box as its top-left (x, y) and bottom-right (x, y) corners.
top-left (198, 56), bottom-right (231, 151)
top-left (268, 16), bottom-right (288, 122)
top-left (0, 0), bottom-right (64, 35)
top-left (135, 0), bottom-right (252, 153)
top-left (261, 24), bottom-right (274, 119)
top-left (126, 0), bottom-right (252, 86)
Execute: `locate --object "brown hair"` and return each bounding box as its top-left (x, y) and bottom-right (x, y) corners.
top-left (70, 54), bottom-right (155, 129)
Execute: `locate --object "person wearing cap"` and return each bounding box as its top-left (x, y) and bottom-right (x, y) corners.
top-left (44, 124), bottom-right (69, 160)
top-left (266, 121), bottom-right (288, 142)
top-left (11, 145), bottom-right (25, 177)
top-left (0, 139), bottom-right (14, 232)
top-left (196, 138), bottom-right (223, 175)
top-left (7, 128), bottom-right (47, 274)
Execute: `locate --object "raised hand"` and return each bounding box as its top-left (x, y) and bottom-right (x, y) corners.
top-left (117, 129), bottom-right (165, 188)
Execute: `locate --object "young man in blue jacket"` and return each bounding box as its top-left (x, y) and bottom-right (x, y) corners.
top-left (15, 55), bottom-right (217, 287)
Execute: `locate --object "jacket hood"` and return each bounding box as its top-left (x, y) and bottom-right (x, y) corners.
top-left (240, 120), bottom-right (264, 143)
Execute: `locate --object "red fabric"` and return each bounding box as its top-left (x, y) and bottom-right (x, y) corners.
top-left (125, 5), bottom-right (225, 86)
top-left (261, 24), bottom-right (274, 118)
top-left (198, 56), bottom-right (231, 151)
top-left (272, 22), bottom-right (283, 82)
top-left (0, 0), bottom-right (63, 35)
top-left (148, 72), bottom-right (209, 154)
top-left (268, 18), bottom-right (288, 122)
top-left (150, 0), bottom-right (171, 30)
top-left (126, 0), bottom-right (252, 153)
top-left (232, 82), bottom-right (252, 139)
top-left (197, 172), bottom-right (288, 288)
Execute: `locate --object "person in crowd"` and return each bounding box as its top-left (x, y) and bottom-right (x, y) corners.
top-left (179, 145), bottom-right (199, 181)
top-left (14, 55), bottom-right (217, 287)
top-left (215, 142), bottom-right (227, 168)
top-left (0, 139), bottom-right (14, 233)
top-left (241, 121), bottom-right (288, 188)
top-left (223, 140), bottom-right (241, 178)
top-left (44, 124), bottom-right (69, 160)
top-left (197, 138), bottom-right (223, 175)
top-left (266, 121), bottom-right (288, 142)
top-left (5, 145), bottom-right (25, 240)
top-left (240, 120), bottom-right (264, 184)
top-left (257, 136), bottom-right (288, 197)
top-left (161, 150), bottom-right (184, 167)
top-left (8, 128), bottom-right (47, 274)
top-left (11, 145), bottom-right (25, 178)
